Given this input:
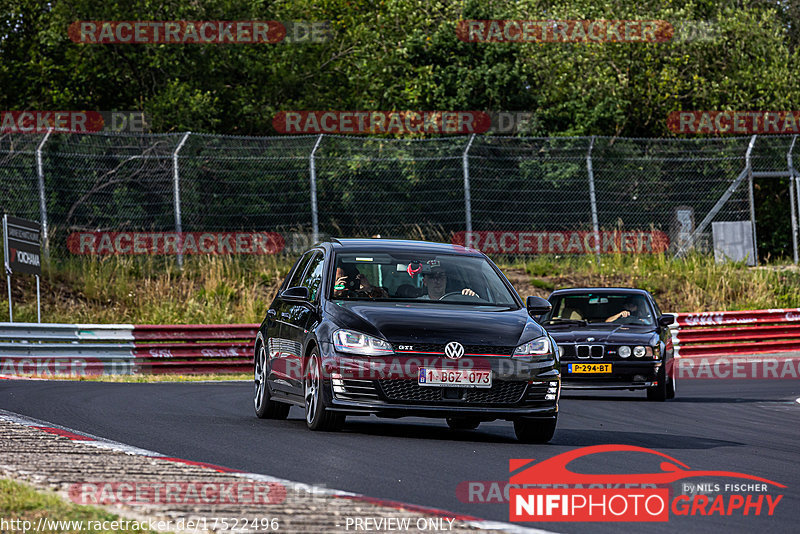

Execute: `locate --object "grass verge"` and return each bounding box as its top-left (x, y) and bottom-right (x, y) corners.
top-left (0, 478), bottom-right (159, 533)
top-left (1, 252), bottom-right (798, 325)
top-left (15, 373), bottom-right (252, 382)
top-left (503, 252), bottom-right (800, 312)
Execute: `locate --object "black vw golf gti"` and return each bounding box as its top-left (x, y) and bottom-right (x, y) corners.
top-left (253, 239), bottom-right (561, 442)
top-left (541, 288), bottom-right (676, 401)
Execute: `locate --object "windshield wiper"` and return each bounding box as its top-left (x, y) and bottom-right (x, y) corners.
top-left (542, 318), bottom-right (588, 327)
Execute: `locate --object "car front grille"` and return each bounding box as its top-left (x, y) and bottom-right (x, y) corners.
top-left (392, 343), bottom-right (515, 356)
top-left (576, 345), bottom-right (604, 359)
top-left (378, 379), bottom-right (527, 405)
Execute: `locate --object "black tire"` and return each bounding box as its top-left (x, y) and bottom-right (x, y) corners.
top-left (446, 417), bottom-right (481, 431)
top-left (254, 341), bottom-right (290, 419)
top-left (666, 358), bottom-right (677, 400)
top-left (514, 416), bottom-right (557, 443)
top-left (647, 363), bottom-right (668, 402)
top-left (305, 348), bottom-right (345, 431)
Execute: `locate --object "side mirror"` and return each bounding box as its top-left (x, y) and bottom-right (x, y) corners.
top-left (281, 286), bottom-right (310, 302)
top-left (658, 314), bottom-right (676, 327)
top-left (526, 295), bottom-right (552, 317)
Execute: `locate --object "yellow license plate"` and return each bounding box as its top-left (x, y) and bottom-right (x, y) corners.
top-left (569, 363), bottom-right (612, 373)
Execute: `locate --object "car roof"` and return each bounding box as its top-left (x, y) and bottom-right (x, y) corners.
top-left (550, 287), bottom-right (652, 296)
top-left (323, 238), bottom-right (484, 256)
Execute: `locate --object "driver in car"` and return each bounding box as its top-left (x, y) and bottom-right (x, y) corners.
top-left (606, 300), bottom-right (646, 323)
top-left (419, 266), bottom-right (478, 300)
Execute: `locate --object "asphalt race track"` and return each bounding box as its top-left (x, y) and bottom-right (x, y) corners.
top-left (1, 378), bottom-right (798, 534)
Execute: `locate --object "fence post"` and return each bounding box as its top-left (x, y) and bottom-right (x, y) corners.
top-left (36, 128), bottom-right (52, 262)
top-left (789, 135), bottom-right (799, 264)
top-left (462, 134), bottom-right (476, 235)
top-left (586, 135), bottom-right (600, 263)
top-left (309, 134), bottom-right (323, 243)
top-left (172, 132), bottom-right (191, 269)
top-left (746, 135), bottom-right (758, 265)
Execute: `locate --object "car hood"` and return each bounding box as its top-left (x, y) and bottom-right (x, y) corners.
top-left (328, 300), bottom-right (540, 346)
top-left (546, 324), bottom-right (656, 344)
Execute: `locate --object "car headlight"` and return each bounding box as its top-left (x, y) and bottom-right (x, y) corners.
top-left (633, 345), bottom-right (647, 358)
top-left (619, 345), bottom-right (631, 358)
top-left (514, 336), bottom-right (553, 356)
top-left (332, 329), bottom-right (393, 356)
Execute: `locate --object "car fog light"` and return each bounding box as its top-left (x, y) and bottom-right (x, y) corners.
top-left (332, 376), bottom-right (345, 393)
top-left (619, 346), bottom-right (631, 358)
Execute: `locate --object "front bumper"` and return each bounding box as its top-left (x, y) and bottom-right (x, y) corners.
top-left (561, 359), bottom-right (661, 390)
top-left (319, 342), bottom-right (560, 419)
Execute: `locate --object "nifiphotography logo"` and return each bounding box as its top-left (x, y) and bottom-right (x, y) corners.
top-left (509, 445), bottom-right (784, 522)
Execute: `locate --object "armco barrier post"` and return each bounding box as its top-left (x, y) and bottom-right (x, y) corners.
top-left (463, 134), bottom-right (475, 234)
top-left (586, 135), bottom-right (600, 263)
top-left (789, 135), bottom-right (799, 264)
top-left (309, 134), bottom-right (323, 243)
top-left (36, 129), bottom-right (52, 262)
top-left (172, 132), bottom-right (191, 269)
top-left (746, 134), bottom-right (758, 265)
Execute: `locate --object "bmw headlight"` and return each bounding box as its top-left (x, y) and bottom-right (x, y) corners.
top-left (633, 345), bottom-right (647, 358)
top-left (514, 336), bottom-right (553, 356)
top-left (619, 345), bottom-right (631, 358)
top-left (332, 329), bottom-right (393, 356)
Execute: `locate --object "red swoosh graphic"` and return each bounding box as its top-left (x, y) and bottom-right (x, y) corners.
top-left (510, 444), bottom-right (785, 488)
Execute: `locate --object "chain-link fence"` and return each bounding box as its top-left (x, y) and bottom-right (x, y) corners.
top-left (2, 132), bottom-right (799, 261)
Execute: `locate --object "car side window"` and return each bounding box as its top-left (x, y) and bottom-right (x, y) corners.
top-left (652, 299), bottom-right (663, 318)
top-left (301, 253), bottom-right (325, 301)
top-left (286, 252), bottom-right (313, 289)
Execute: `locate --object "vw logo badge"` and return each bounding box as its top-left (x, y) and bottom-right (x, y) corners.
top-left (445, 341), bottom-right (464, 359)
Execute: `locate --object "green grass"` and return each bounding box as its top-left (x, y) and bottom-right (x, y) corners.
top-left (43, 373), bottom-right (251, 382)
top-left (1, 252), bottom-right (798, 325)
top-left (501, 252), bottom-right (800, 312)
top-left (1, 254), bottom-right (294, 324)
top-left (0, 478), bottom-right (159, 533)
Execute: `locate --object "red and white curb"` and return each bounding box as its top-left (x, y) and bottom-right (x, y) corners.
top-left (0, 409), bottom-right (556, 534)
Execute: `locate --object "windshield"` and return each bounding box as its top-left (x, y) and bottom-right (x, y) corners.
top-left (330, 252), bottom-right (518, 306)
top-left (544, 293), bottom-right (654, 326)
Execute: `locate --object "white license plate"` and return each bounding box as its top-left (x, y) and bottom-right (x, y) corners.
top-left (418, 368), bottom-right (492, 388)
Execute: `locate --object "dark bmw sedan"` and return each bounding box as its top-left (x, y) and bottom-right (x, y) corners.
top-left (253, 239), bottom-right (561, 442)
top-left (541, 288), bottom-right (676, 401)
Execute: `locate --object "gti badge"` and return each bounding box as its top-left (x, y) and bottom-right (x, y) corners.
top-left (444, 341), bottom-right (464, 359)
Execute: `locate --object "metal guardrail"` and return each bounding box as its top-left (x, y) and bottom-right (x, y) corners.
top-left (672, 308), bottom-right (800, 357)
top-left (0, 322), bottom-right (257, 376)
top-left (3, 311), bottom-right (800, 376)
